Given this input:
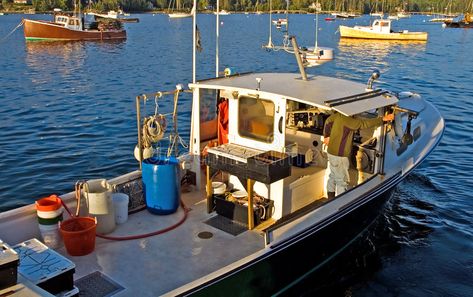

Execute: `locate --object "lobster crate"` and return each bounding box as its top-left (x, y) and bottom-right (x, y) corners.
top-left (247, 150), bottom-right (291, 183)
top-left (0, 240), bottom-right (19, 290)
top-left (214, 195), bottom-right (274, 226)
top-left (13, 238), bottom-right (75, 295)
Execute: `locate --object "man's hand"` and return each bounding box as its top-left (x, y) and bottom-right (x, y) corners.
top-left (323, 137), bottom-right (330, 145)
top-left (383, 113), bottom-right (394, 122)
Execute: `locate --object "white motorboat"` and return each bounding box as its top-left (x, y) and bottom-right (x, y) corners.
top-left (1, 8), bottom-right (444, 297)
top-left (214, 10), bottom-right (230, 15)
top-left (168, 0), bottom-right (194, 18)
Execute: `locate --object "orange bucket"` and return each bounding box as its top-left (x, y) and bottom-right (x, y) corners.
top-left (60, 217), bottom-right (96, 256)
top-left (36, 195), bottom-right (62, 211)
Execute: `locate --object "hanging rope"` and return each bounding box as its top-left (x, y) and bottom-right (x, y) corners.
top-left (0, 19), bottom-right (25, 44)
top-left (142, 115), bottom-right (166, 148)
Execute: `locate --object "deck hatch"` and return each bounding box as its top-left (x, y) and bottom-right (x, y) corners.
top-left (204, 215), bottom-right (247, 236)
top-left (75, 271), bottom-right (124, 297)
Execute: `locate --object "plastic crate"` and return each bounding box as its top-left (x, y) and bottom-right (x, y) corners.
top-left (247, 151), bottom-right (291, 183)
top-left (0, 240), bottom-right (19, 290)
top-left (13, 238), bottom-right (75, 295)
top-left (215, 195), bottom-right (274, 226)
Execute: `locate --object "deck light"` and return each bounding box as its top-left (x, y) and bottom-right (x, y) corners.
top-left (366, 70), bottom-right (380, 91)
top-left (256, 77), bottom-right (262, 90)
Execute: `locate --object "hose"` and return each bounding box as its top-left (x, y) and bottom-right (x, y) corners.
top-left (61, 188), bottom-right (189, 241)
top-left (95, 200), bottom-right (190, 241)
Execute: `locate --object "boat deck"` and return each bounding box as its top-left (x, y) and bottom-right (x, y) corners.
top-left (57, 184), bottom-right (265, 296)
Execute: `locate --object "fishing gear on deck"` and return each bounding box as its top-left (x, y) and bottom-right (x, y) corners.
top-left (134, 86), bottom-right (189, 163)
top-left (142, 115), bottom-right (167, 148)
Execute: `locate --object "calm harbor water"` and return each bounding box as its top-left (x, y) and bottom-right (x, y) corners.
top-left (1, 13), bottom-right (472, 296)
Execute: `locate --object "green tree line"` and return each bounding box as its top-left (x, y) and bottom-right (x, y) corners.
top-left (1, 0), bottom-right (472, 14)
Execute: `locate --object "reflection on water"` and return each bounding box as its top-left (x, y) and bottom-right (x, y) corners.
top-left (25, 41), bottom-right (87, 79)
top-left (24, 39), bottom-right (126, 85)
top-left (334, 38), bottom-right (428, 81)
top-left (338, 38), bottom-right (427, 61)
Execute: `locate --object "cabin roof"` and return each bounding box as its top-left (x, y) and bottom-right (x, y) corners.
top-left (190, 73), bottom-right (398, 116)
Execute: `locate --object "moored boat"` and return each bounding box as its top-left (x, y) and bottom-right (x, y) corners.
top-left (272, 18), bottom-right (288, 25)
top-left (300, 46), bottom-right (334, 66)
top-left (2, 8), bottom-right (444, 297)
top-left (168, 12), bottom-right (193, 18)
top-left (168, 1), bottom-right (195, 19)
top-left (23, 12), bottom-right (126, 41)
top-left (339, 19), bottom-right (428, 41)
top-left (214, 9), bottom-right (230, 15)
top-left (90, 10), bottom-right (139, 23)
top-left (443, 13), bottom-right (473, 28)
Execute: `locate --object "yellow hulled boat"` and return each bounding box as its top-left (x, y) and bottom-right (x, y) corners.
top-left (339, 19), bottom-right (428, 41)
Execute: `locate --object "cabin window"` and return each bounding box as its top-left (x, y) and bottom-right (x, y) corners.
top-left (238, 96), bottom-right (274, 143)
top-left (69, 20), bottom-right (74, 25)
top-left (199, 89), bottom-right (218, 141)
top-left (381, 22), bottom-right (389, 27)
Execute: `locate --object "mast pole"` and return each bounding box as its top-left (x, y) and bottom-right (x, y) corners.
top-left (267, 0), bottom-right (273, 48)
top-left (216, 0), bottom-right (220, 77)
top-left (315, 2), bottom-right (319, 51)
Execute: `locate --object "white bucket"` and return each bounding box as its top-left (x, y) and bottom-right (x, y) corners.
top-left (112, 193), bottom-right (129, 224)
top-left (84, 179), bottom-right (116, 234)
top-left (39, 223), bottom-right (62, 249)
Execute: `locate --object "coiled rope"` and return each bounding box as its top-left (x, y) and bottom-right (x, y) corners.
top-left (142, 115), bottom-right (166, 148)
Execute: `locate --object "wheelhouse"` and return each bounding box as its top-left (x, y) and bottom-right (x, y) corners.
top-left (188, 73), bottom-right (402, 224)
top-left (54, 14), bottom-right (82, 30)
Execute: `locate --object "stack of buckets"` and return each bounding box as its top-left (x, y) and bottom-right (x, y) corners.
top-left (36, 195), bottom-right (64, 249)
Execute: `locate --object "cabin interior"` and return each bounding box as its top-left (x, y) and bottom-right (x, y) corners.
top-left (192, 87), bottom-right (383, 229)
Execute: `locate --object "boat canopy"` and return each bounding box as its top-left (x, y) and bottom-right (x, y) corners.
top-left (190, 73), bottom-right (398, 116)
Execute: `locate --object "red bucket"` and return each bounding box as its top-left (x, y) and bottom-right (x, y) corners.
top-left (60, 217), bottom-right (96, 256)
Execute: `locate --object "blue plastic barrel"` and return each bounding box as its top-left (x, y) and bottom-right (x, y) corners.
top-left (142, 156), bottom-right (180, 215)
